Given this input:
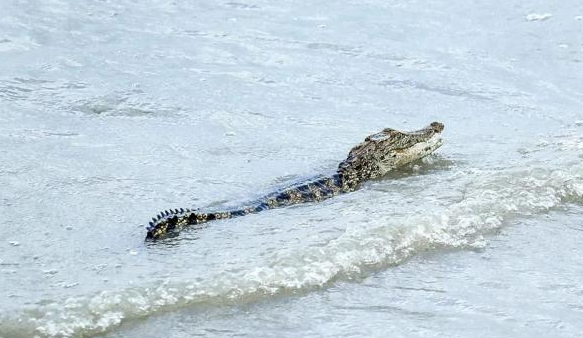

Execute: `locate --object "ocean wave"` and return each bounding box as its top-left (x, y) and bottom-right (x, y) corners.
top-left (1, 163), bottom-right (582, 338)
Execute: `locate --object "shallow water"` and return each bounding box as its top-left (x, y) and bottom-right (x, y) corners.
top-left (1, 1), bottom-right (583, 337)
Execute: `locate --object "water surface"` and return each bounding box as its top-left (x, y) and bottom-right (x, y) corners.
top-left (1, 1), bottom-right (583, 337)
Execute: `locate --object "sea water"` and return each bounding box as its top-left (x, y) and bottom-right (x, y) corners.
top-left (1, 1), bottom-right (583, 337)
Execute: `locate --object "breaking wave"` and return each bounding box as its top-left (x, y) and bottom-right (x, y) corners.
top-left (1, 163), bottom-right (582, 338)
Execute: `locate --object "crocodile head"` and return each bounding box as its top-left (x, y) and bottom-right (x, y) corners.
top-left (338, 121), bottom-right (444, 188)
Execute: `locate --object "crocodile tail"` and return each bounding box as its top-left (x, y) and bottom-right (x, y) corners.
top-left (145, 205), bottom-right (263, 240)
top-left (146, 208), bottom-right (200, 240)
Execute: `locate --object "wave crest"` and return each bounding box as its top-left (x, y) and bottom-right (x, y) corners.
top-left (1, 164), bottom-right (582, 338)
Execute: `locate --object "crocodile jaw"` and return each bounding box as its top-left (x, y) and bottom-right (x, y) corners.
top-left (390, 133), bottom-right (443, 169)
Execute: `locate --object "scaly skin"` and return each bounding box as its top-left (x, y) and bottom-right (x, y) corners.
top-left (146, 122), bottom-right (444, 240)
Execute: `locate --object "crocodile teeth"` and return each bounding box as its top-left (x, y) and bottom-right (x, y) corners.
top-left (164, 210), bottom-right (169, 216)
top-left (174, 208), bottom-right (179, 213)
top-left (149, 221), bottom-right (154, 226)
top-left (180, 208), bottom-right (185, 213)
top-left (151, 218), bottom-right (157, 223)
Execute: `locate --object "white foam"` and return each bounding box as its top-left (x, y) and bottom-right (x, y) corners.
top-left (2, 163), bottom-right (582, 338)
top-left (525, 13), bottom-right (553, 21)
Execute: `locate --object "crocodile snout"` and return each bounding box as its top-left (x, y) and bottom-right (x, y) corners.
top-left (430, 121), bottom-right (444, 133)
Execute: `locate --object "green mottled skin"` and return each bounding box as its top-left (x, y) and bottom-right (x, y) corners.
top-left (146, 122), bottom-right (444, 240)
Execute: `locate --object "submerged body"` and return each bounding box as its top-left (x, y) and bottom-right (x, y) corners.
top-left (146, 122), bottom-right (444, 240)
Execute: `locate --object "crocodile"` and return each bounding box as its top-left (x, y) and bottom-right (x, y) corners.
top-left (146, 121), bottom-right (444, 240)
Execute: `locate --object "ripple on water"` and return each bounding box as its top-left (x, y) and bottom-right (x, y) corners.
top-left (1, 162), bottom-right (582, 338)
top-left (70, 91), bottom-right (183, 118)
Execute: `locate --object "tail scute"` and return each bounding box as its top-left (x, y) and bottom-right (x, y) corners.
top-left (146, 208), bottom-right (197, 240)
